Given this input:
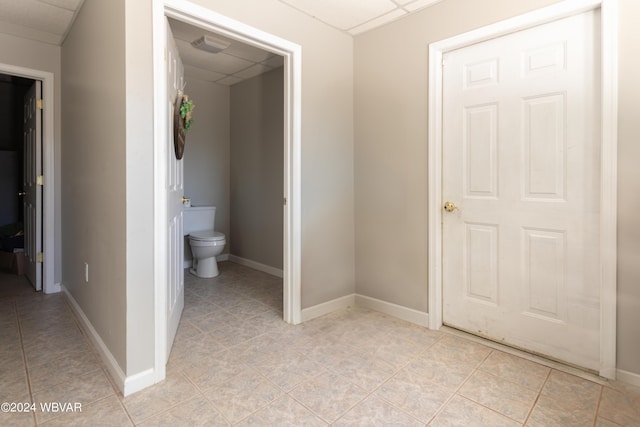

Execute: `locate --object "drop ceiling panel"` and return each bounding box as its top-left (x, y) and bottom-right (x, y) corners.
top-left (37, 0), bottom-right (83, 10)
top-left (175, 39), bottom-right (254, 75)
top-left (183, 65), bottom-right (227, 84)
top-left (280, 0), bottom-right (396, 30)
top-left (0, 0), bottom-right (73, 35)
top-left (349, 8), bottom-right (406, 35)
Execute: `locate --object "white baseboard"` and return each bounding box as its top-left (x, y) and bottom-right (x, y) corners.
top-left (616, 368), bottom-right (640, 388)
top-left (183, 253), bottom-right (230, 269)
top-left (62, 285), bottom-right (155, 396)
top-left (355, 294), bottom-right (430, 327)
top-left (302, 293), bottom-right (356, 322)
top-left (45, 282), bottom-right (62, 294)
top-left (228, 255), bottom-right (283, 278)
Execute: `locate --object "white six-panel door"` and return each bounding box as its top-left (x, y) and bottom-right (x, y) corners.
top-left (166, 19), bottom-right (185, 361)
top-left (23, 80), bottom-right (42, 291)
top-left (442, 11), bottom-right (601, 370)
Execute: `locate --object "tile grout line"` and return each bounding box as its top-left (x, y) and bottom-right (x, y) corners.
top-left (13, 299), bottom-right (38, 426)
top-left (424, 346), bottom-right (495, 426)
top-left (522, 368), bottom-right (552, 426)
top-left (591, 384), bottom-right (605, 427)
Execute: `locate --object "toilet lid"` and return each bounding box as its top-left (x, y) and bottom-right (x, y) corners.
top-left (190, 230), bottom-right (225, 241)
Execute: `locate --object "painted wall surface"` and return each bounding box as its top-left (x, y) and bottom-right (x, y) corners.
top-left (124, 0), bottom-right (156, 376)
top-left (230, 67), bottom-right (284, 269)
top-left (62, 0), bottom-right (127, 370)
top-left (354, 0), bottom-right (640, 376)
top-left (187, 0), bottom-right (355, 307)
top-left (182, 74), bottom-right (231, 240)
top-left (0, 32), bottom-right (62, 286)
top-left (615, 0), bottom-right (640, 377)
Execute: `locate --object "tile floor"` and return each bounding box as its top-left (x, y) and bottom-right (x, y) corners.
top-left (1, 262), bottom-right (639, 426)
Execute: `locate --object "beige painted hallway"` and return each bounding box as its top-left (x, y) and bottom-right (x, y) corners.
top-left (1, 264), bottom-right (639, 426)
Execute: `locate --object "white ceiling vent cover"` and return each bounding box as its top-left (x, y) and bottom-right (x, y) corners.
top-left (191, 35), bottom-right (231, 54)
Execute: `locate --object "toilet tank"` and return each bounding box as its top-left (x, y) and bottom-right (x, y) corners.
top-left (183, 206), bottom-right (215, 235)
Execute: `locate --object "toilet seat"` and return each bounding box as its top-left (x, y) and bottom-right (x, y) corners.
top-left (189, 230), bottom-right (225, 242)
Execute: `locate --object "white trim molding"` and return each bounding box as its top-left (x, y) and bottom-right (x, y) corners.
top-left (152, 0), bottom-right (302, 386)
top-left (428, 0), bottom-right (618, 379)
top-left (301, 294), bottom-right (355, 322)
top-left (0, 63), bottom-right (56, 295)
top-left (63, 286), bottom-right (154, 396)
top-left (356, 295), bottom-right (429, 327)
top-left (228, 255), bottom-right (284, 278)
top-left (616, 369), bottom-right (640, 388)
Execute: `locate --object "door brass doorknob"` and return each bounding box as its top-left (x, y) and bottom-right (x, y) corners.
top-left (443, 201), bottom-right (458, 212)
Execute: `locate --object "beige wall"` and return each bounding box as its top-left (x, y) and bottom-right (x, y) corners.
top-left (616, 0), bottom-right (640, 376)
top-left (0, 33), bottom-right (62, 286)
top-left (187, 0), bottom-right (355, 307)
top-left (62, 0), bottom-right (127, 369)
top-left (354, 0), bottom-right (640, 376)
top-left (230, 67), bottom-right (284, 269)
top-left (182, 74), bottom-right (231, 240)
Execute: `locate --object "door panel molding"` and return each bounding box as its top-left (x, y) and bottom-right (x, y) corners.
top-left (428, 0), bottom-right (618, 378)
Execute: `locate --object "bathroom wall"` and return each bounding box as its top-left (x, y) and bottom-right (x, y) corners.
top-left (187, 0), bottom-right (355, 308)
top-left (230, 67), bottom-right (284, 270)
top-left (354, 0), bottom-right (640, 378)
top-left (182, 73), bottom-right (231, 242)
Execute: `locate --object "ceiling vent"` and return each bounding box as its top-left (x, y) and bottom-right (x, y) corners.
top-left (191, 35), bottom-right (231, 54)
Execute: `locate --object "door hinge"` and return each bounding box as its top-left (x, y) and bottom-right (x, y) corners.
top-left (283, 197), bottom-right (287, 206)
top-left (36, 99), bottom-right (43, 110)
top-left (37, 252), bottom-right (44, 263)
top-left (36, 175), bottom-right (43, 186)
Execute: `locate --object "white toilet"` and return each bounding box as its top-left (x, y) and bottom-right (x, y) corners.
top-left (183, 206), bottom-right (226, 278)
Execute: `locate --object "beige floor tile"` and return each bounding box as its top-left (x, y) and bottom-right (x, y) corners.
top-left (137, 396), bottom-right (228, 427)
top-left (33, 369), bottom-right (115, 424)
top-left (527, 392), bottom-right (598, 427)
top-left (526, 369), bottom-right (602, 427)
top-left (479, 350), bottom-right (550, 391)
top-left (332, 352), bottom-right (396, 391)
top-left (255, 351), bottom-right (326, 391)
top-left (0, 409), bottom-right (36, 427)
top-left (236, 395), bottom-right (327, 426)
top-left (40, 395), bottom-right (132, 426)
top-left (122, 373), bottom-right (199, 424)
top-left (0, 370), bottom-right (30, 402)
top-left (289, 372), bottom-right (369, 423)
top-left (403, 352), bottom-right (476, 391)
top-left (459, 370), bottom-right (538, 422)
top-left (334, 395), bottom-right (423, 426)
top-left (430, 395), bottom-right (521, 427)
top-left (4, 264), bottom-right (640, 426)
top-left (186, 350), bottom-right (252, 390)
top-left (598, 386), bottom-right (640, 427)
top-left (375, 368), bottom-right (452, 423)
top-left (202, 370), bottom-right (282, 423)
top-left (28, 350), bottom-right (101, 393)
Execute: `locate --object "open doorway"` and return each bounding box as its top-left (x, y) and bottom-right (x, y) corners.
top-left (152, 1), bottom-right (302, 382)
top-left (0, 73), bottom-right (43, 291)
top-left (0, 63), bottom-right (56, 295)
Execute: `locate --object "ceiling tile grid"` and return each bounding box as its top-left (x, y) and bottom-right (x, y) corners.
top-left (169, 18), bottom-right (284, 86)
top-left (0, 0), bottom-right (84, 45)
top-left (279, 0), bottom-right (443, 35)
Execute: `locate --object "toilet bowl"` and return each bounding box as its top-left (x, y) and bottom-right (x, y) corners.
top-left (188, 230), bottom-right (226, 278)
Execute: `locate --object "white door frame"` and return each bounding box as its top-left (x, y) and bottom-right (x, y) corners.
top-left (152, 0), bottom-right (302, 381)
top-left (0, 63), bottom-right (56, 295)
top-left (428, 0), bottom-right (618, 379)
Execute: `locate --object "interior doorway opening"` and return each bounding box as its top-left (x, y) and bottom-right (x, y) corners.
top-left (152, 0), bottom-right (302, 384)
top-left (0, 64), bottom-right (56, 294)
